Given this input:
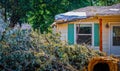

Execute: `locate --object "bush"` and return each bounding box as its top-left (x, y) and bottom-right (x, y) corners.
top-left (0, 28), bottom-right (105, 71)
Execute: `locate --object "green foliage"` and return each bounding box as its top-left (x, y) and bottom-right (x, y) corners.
top-left (0, 0), bottom-right (32, 26)
top-left (91, 0), bottom-right (120, 6)
top-left (0, 0), bottom-right (120, 33)
top-left (28, 0), bottom-right (90, 33)
top-left (0, 0), bottom-right (91, 33)
top-left (0, 27), bottom-right (105, 71)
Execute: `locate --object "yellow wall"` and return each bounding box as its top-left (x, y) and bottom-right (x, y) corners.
top-left (56, 23), bottom-right (68, 41)
top-left (56, 15), bottom-right (120, 54)
top-left (101, 16), bottom-right (120, 54)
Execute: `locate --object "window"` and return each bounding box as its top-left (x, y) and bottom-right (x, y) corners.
top-left (113, 26), bottom-right (120, 46)
top-left (76, 24), bottom-right (92, 45)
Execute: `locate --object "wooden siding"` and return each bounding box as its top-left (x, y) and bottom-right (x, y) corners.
top-left (102, 17), bottom-right (120, 55)
top-left (56, 15), bottom-right (120, 55)
top-left (56, 23), bottom-right (68, 41)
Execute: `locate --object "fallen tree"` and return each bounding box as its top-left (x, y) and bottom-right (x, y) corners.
top-left (0, 27), bottom-right (106, 71)
top-left (0, 11), bottom-right (105, 71)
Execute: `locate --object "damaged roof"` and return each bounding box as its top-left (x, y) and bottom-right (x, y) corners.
top-left (55, 3), bottom-right (120, 23)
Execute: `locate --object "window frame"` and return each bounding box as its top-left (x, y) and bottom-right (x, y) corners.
top-left (112, 26), bottom-right (120, 46)
top-left (74, 22), bottom-right (94, 46)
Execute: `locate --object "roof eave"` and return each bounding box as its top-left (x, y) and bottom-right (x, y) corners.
top-left (55, 14), bottom-right (120, 24)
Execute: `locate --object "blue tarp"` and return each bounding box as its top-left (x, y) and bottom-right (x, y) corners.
top-left (55, 12), bottom-right (87, 21)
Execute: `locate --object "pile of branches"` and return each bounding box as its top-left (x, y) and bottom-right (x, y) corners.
top-left (0, 27), bottom-right (105, 71)
top-left (0, 11), bottom-right (105, 70)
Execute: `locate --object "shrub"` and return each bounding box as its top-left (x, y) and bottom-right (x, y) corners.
top-left (0, 28), bottom-right (105, 71)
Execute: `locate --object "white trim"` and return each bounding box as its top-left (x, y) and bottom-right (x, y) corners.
top-left (111, 24), bottom-right (120, 47)
top-left (92, 23), bottom-right (94, 46)
top-left (109, 22), bottom-right (120, 56)
top-left (74, 22), bottom-right (94, 46)
top-left (108, 22), bottom-right (111, 55)
top-left (66, 24), bottom-right (68, 42)
top-left (74, 24), bottom-right (76, 44)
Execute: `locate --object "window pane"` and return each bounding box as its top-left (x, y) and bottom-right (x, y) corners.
top-left (76, 35), bottom-right (92, 45)
top-left (113, 26), bottom-right (120, 46)
top-left (76, 24), bottom-right (92, 34)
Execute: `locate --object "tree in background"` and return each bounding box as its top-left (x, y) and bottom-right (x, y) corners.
top-left (90, 0), bottom-right (120, 6)
top-left (28, 0), bottom-right (90, 33)
top-left (0, 0), bottom-right (120, 33)
top-left (0, 0), bottom-right (32, 27)
top-left (0, 0), bottom-right (91, 33)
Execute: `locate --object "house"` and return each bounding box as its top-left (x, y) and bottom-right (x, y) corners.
top-left (53, 3), bottom-right (120, 56)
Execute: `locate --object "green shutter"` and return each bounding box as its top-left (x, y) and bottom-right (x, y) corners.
top-left (94, 23), bottom-right (99, 46)
top-left (68, 24), bottom-right (74, 45)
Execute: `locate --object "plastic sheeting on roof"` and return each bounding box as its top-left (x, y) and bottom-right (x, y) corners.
top-left (55, 12), bottom-right (87, 21)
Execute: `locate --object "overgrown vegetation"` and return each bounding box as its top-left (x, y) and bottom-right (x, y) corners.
top-left (0, 1), bottom-right (119, 71)
top-left (0, 26), bottom-right (105, 71)
top-left (0, 0), bottom-right (120, 33)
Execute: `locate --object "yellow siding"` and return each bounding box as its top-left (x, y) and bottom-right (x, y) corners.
top-left (56, 23), bottom-right (68, 41)
top-left (102, 18), bottom-right (120, 54)
top-left (56, 15), bottom-right (120, 54)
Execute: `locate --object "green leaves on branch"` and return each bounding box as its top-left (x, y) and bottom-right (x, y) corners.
top-left (0, 0), bottom-right (119, 32)
top-left (0, 27), bottom-right (105, 71)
